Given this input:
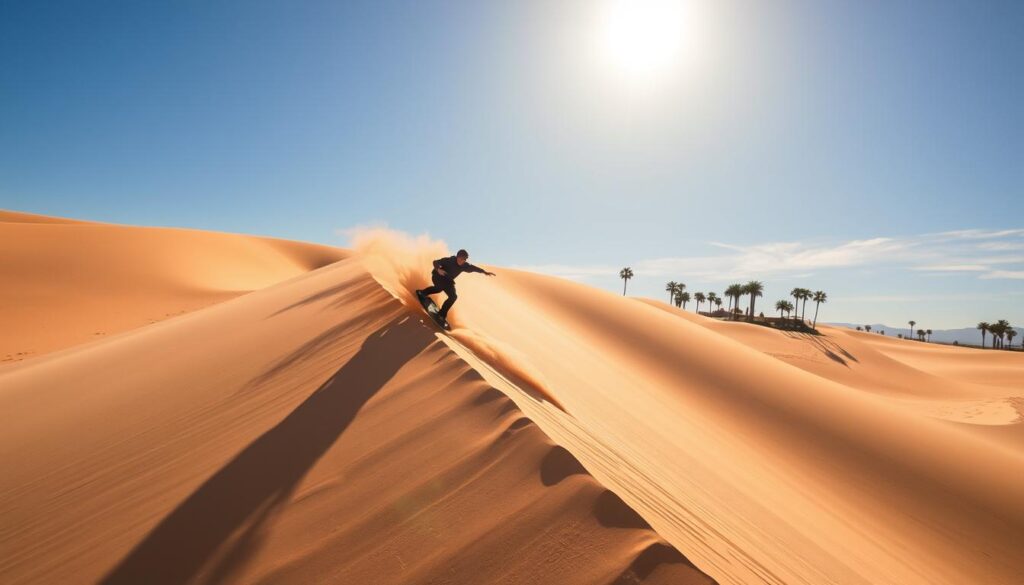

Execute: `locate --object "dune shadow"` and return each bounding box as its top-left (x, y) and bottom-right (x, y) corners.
top-left (540, 445), bottom-right (589, 486)
top-left (610, 542), bottom-right (714, 585)
top-left (100, 317), bottom-right (433, 585)
top-left (783, 331), bottom-right (859, 367)
top-left (243, 312), bottom-right (385, 393)
top-left (268, 276), bottom-right (382, 318)
top-left (592, 490), bottom-right (717, 584)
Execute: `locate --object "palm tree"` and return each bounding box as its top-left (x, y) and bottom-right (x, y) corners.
top-left (994, 320), bottom-right (1011, 349)
top-left (743, 281), bottom-right (764, 321)
top-left (798, 288), bottom-right (813, 321)
top-left (725, 284), bottom-right (743, 320)
top-left (694, 292), bottom-right (706, 314)
top-left (1008, 328), bottom-right (1018, 349)
top-left (917, 329), bottom-right (926, 342)
top-left (666, 281), bottom-right (679, 304)
top-left (714, 296), bottom-right (723, 314)
top-left (620, 267), bottom-right (633, 296)
top-left (977, 322), bottom-right (990, 348)
top-left (908, 320), bottom-right (916, 339)
top-left (790, 288), bottom-right (803, 321)
top-left (679, 291), bottom-right (691, 310)
top-left (988, 321), bottom-right (1002, 348)
top-left (811, 290), bottom-right (827, 329)
top-left (864, 325), bottom-right (872, 333)
top-left (707, 293), bottom-right (720, 315)
top-left (775, 300), bottom-right (794, 319)
top-left (926, 329), bottom-right (932, 342)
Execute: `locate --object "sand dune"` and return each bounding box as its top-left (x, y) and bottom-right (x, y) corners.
top-left (391, 247), bottom-right (1024, 585)
top-left (2, 217), bottom-right (1022, 584)
top-left (0, 210), bottom-right (348, 362)
top-left (0, 217), bottom-right (711, 585)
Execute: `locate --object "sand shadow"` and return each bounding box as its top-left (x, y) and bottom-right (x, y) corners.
top-left (782, 331), bottom-right (859, 367)
top-left (100, 317), bottom-right (433, 585)
top-left (611, 542), bottom-right (714, 585)
top-left (267, 276), bottom-right (383, 318)
top-left (537, 446), bottom-right (716, 584)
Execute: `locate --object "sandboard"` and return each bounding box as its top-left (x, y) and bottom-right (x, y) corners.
top-left (417, 294), bottom-right (451, 331)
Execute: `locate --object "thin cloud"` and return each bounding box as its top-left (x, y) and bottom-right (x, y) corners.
top-left (975, 241), bottom-right (1024, 252)
top-left (980, 270), bottom-right (1024, 280)
top-left (931, 228), bottom-right (1024, 240)
top-left (912, 264), bottom-right (987, 272)
top-left (513, 227), bottom-right (1024, 283)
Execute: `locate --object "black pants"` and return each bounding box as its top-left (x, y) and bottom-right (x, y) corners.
top-left (420, 273), bottom-right (457, 318)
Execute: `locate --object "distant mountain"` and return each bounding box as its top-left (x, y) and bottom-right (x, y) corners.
top-left (827, 323), bottom-right (1022, 348)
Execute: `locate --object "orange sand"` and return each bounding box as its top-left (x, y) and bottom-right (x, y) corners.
top-left (2, 214), bottom-right (1022, 585)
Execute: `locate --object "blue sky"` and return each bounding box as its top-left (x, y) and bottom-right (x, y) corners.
top-left (2, 0), bottom-right (1021, 328)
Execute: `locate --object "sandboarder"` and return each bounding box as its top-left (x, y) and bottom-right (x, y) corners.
top-left (416, 249), bottom-right (495, 326)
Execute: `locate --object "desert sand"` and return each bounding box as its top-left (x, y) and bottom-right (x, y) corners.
top-left (1, 212), bottom-right (1022, 585)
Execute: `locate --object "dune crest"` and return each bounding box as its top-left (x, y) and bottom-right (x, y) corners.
top-left (351, 227), bottom-right (564, 410)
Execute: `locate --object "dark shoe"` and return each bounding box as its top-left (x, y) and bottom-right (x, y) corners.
top-left (416, 289), bottom-right (426, 299)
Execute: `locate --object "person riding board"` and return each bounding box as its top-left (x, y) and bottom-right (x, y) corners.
top-left (416, 249), bottom-right (495, 323)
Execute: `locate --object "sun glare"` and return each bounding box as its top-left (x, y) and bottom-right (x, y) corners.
top-left (600, 0), bottom-right (688, 80)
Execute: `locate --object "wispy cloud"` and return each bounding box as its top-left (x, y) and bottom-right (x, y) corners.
top-left (975, 241), bottom-right (1024, 252)
top-left (911, 264), bottom-right (987, 272)
top-left (980, 270), bottom-right (1024, 280)
top-left (514, 227), bottom-right (1024, 282)
top-left (931, 228), bottom-right (1024, 240)
top-left (842, 291), bottom-right (1024, 303)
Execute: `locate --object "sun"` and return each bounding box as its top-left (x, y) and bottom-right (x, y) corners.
top-left (599, 0), bottom-right (688, 80)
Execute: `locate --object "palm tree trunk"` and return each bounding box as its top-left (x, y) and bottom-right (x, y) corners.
top-left (812, 301), bottom-right (820, 329)
top-left (622, 279), bottom-right (627, 296)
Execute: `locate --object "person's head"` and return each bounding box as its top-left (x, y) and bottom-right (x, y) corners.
top-left (456, 249), bottom-right (469, 265)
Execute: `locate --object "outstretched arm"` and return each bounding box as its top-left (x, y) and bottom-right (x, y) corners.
top-left (466, 263), bottom-right (496, 276)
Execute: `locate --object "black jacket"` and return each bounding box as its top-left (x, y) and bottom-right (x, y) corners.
top-left (432, 256), bottom-right (486, 281)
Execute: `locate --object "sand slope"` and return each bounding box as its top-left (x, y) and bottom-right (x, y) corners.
top-left (445, 269), bottom-right (1024, 585)
top-left (0, 221), bottom-right (711, 584)
top-left (0, 210), bottom-right (348, 362)
top-left (3, 220), bottom-right (1022, 585)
